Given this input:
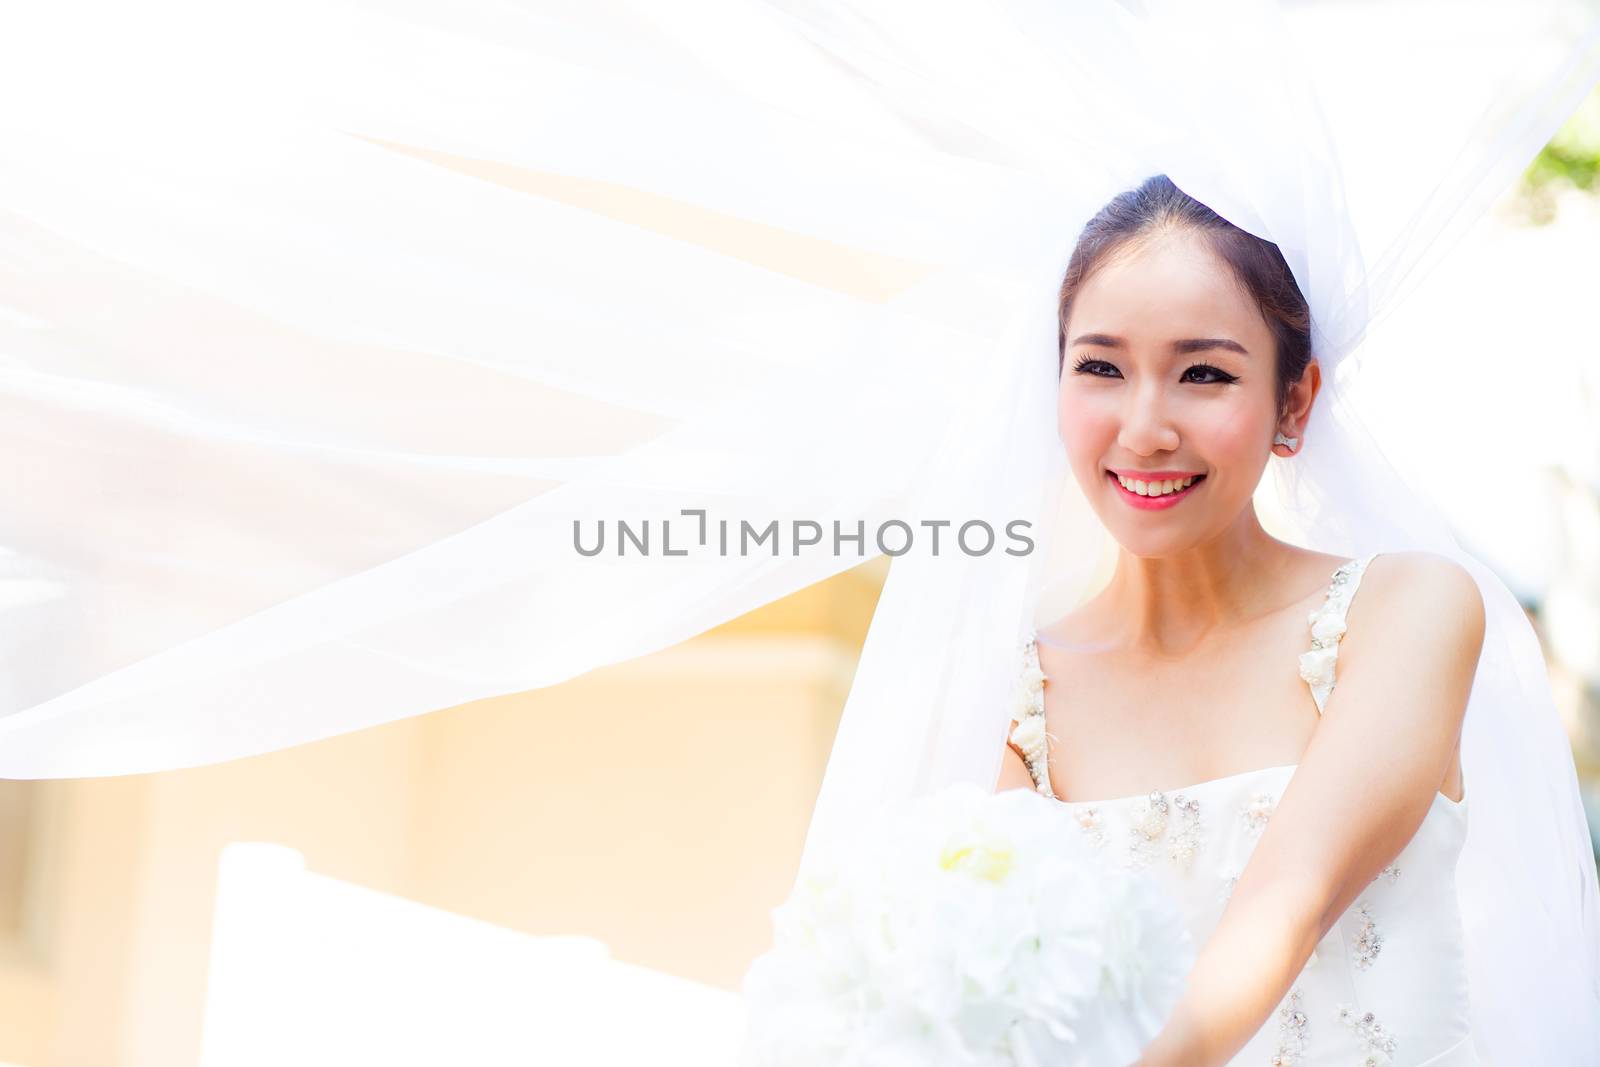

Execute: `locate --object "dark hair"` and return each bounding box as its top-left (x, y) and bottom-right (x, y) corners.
top-left (1057, 174), bottom-right (1311, 416)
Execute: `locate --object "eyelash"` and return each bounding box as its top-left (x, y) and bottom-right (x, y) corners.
top-left (1070, 357), bottom-right (1238, 385)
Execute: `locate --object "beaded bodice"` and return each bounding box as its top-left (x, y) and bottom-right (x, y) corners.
top-left (1008, 554), bottom-right (1481, 1067)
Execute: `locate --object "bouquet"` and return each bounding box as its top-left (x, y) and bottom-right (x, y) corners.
top-left (739, 782), bottom-right (1193, 1067)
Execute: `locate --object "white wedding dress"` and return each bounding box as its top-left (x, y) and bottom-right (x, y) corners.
top-left (1009, 553), bottom-right (1481, 1066)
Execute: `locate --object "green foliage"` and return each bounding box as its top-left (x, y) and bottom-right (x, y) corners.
top-left (1516, 84), bottom-right (1600, 223)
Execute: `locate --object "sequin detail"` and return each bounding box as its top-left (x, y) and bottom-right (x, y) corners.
top-left (1076, 806), bottom-right (1106, 848)
top-left (1241, 791), bottom-right (1277, 835)
top-left (1299, 554), bottom-right (1378, 715)
top-left (1271, 986), bottom-right (1309, 1066)
top-left (1351, 902), bottom-right (1383, 970)
top-left (1009, 635), bottom-right (1055, 799)
top-left (1167, 793), bottom-right (1203, 870)
top-left (1337, 1004), bottom-right (1398, 1065)
top-left (1127, 791), bottom-right (1170, 870)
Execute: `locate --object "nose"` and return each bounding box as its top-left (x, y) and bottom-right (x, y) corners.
top-left (1116, 380), bottom-right (1180, 456)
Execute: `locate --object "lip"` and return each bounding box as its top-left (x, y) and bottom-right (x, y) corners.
top-left (1108, 468), bottom-right (1205, 481)
top-left (1106, 469), bottom-right (1205, 510)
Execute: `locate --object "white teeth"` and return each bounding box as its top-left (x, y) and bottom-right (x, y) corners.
top-left (1117, 474), bottom-right (1198, 497)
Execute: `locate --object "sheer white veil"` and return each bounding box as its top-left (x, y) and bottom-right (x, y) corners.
top-left (1, 0), bottom-right (1597, 1061)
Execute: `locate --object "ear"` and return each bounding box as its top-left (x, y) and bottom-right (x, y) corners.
top-left (1273, 358), bottom-right (1321, 457)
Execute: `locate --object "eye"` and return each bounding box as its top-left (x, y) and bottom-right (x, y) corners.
top-left (1071, 356), bottom-right (1121, 377)
top-left (1182, 363), bottom-right (1238, 384)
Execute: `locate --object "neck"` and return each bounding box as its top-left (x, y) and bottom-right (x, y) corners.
top-left (1099, 509), bottom-right (1297, 658)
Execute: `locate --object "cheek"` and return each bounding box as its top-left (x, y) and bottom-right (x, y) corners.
top-left (1190, 399), bottom-right (1268, 463)
top-left (1057, 386), bottom-right (1116, 463)
top-left (1056, 383), bottom-right (1120, 483)
top-left (1058, 382), bottom-right (1272, 477)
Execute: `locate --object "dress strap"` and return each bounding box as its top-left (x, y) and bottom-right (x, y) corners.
top-left (1008, 631), bottom-right (1057, 798)
top-left (1298, 553), bottom-right (1382, 716)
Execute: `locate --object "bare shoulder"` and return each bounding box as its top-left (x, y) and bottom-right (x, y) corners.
top-left (1352, 550), bottom-right (1486, 670)
top-left (1363, 551), bottom-right (1485, 621)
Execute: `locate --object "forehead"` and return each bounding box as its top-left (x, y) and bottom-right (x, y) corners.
top-left (1069, 229), bottom-right (1269, 346)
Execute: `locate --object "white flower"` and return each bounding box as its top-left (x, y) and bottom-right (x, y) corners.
top-left (1010, 715), bottom-right (1046, 760)
top-left (739, 783), bottom-right (1193, 1067)
top-left (1308, 608), bottom-right (1347, 644)
top-left (1013, 661), bottom-right (1046, 722)
top-left (1014, 691), bottom-right (1039, 722)
top-left (1298, 645), bottom-right (1338, 689)
top-left (1018, 663), bottom-right (1046, 694)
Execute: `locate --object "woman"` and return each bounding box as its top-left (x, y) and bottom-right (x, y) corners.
top-left (0, 2), bottom-right (1593, 1063)
top-left (999, 176), bottom-right (1483, 1066)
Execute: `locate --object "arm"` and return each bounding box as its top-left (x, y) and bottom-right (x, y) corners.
top-left (996, 724), bottom-right (1037, 792)
top-left (1134, 552), bottom-right (1485, 1067)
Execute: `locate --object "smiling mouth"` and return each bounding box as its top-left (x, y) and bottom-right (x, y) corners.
top-left (1106, 470), bottom-right (1206, 506)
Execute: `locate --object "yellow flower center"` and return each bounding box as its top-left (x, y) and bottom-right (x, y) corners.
top-left (939, 840), bottom-right (1014, 883)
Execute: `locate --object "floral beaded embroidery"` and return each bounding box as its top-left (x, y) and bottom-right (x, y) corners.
top-left (1124, 789), bottom-right (1202, 871)
top-left (1009, 635), bottom-right (1056, 799)
top-left (1351, 902), bottom-right (1384, 970)
top-left (1126, 791), bottom-right (1171, 870)
top-left (1337, 1004), bottom-right (1398, 1066)
top-left (1241, 791), bottom-right (1277, 835)
top-left (1271, 986), bottom-right (1309, 1066)
top-left (1167, 793), bottom-right (1203, 870)
top-left (1298, 555), bottom-right (1378, 713)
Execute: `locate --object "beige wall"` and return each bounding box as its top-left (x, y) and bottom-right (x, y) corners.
top-left (0, 558), bottom-right (884, 1067)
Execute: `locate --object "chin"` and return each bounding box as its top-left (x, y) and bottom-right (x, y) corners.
top-left (1107, 532), bottom-right (1201, 560)
top-left (1099, 509), bottom-right (1217, 559)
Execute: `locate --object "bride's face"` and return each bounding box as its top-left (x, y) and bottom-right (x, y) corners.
top-left (1058, 227), bottom-right (1280, 557)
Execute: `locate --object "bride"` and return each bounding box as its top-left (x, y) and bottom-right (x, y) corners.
top-left (0, 2), bottom-right (1595, 1064)
top-left (997, 175), bottom-right (1482, 1066)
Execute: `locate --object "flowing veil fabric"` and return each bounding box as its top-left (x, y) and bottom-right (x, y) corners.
top-left (2, 0), bottom-right (1598, 1061)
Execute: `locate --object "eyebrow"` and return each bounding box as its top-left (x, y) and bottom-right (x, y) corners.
top-left (1068, 333), bottom-right (1249, 356)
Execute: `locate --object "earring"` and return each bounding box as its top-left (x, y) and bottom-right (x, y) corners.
top-left (1273, 431), bottom-right (1299, 451)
